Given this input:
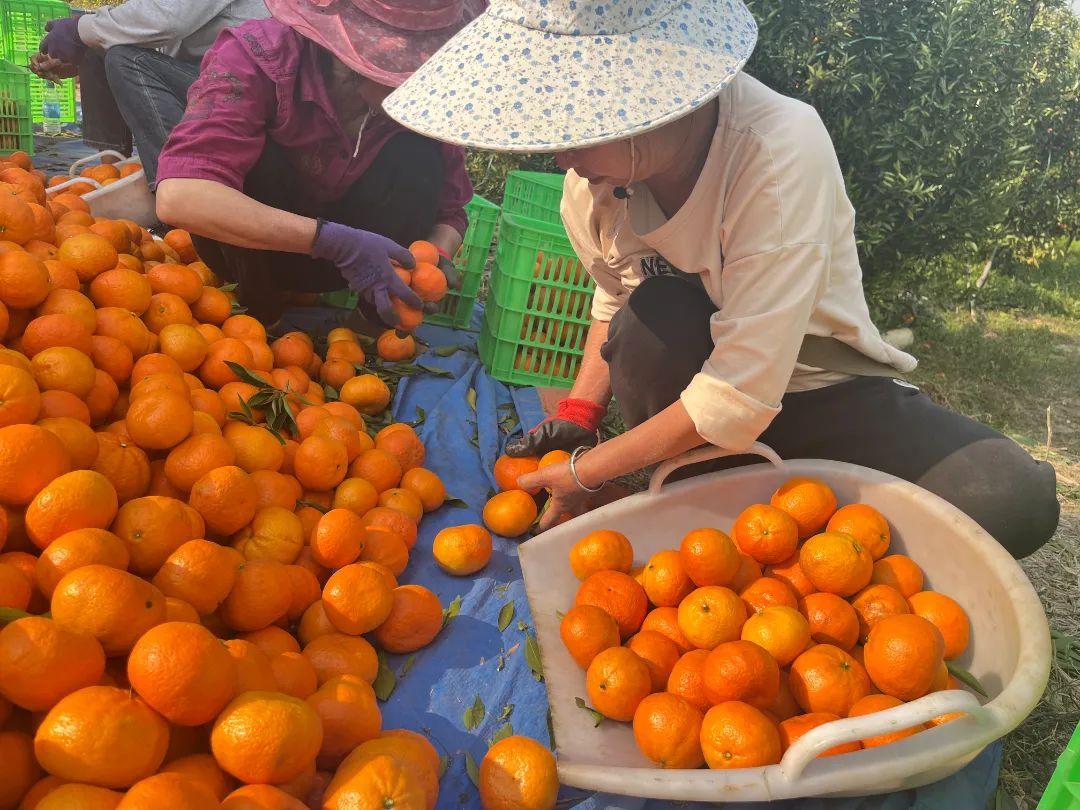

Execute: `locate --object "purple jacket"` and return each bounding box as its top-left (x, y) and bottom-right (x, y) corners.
top-left (157, 19), bottom-right (471, 235)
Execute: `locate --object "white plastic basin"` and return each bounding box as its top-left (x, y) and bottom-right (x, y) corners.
top-left (519, 443), bottom-right (1050, 802)
top-left (46, 150), bottom-right (157, 228)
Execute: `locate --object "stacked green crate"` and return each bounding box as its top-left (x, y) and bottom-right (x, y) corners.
top-left (0, 0), bottom-right (77, 123)
top-left (0, 58), bottom-right (32, 154)
top-left (479, 170), bottom-right (594, 389)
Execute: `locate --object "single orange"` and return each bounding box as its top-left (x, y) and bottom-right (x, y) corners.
top-left (798, 532), bottom-right (873, 597)
top-left (732, 503), bottom-right (799, 565)
top-left (826, 503), bottom-right (891, 560)
top-left (789, 643), bottom-right (873, 716)
top-left (633, 693), bottom-right (705, 769)
top-left (679, 527), bottom-right (740, 587)
top-left (741, 605), bottom-right (811, 667)
top-left (907, 591), bottom-right (970, 660)
top-left (677, 585), bottom-right (747, 650)
top-left (800, 591), bottom-right (860, 650)
top-left (851, 584), bottom-right (911, 642)
top-left (585, 646), bottom-right (651, 721)
top-left (699, 701), bottom-right (781, 769)
top-left (642, 549), bottom-right (695, 607)
top-left (770, 477), bottom-right (837, 538)
top-left (863, 613), bottom-right (945, 701)
top-left (559, 604), bottom-right (620, 669)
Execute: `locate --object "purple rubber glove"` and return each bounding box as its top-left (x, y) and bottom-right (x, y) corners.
top-left (311, 221), bottom-right (423, 327)
top-left (40, 17), bottom-right (85, 66)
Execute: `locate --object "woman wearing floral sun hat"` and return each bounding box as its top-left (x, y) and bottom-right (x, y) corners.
top-left (384, 0), bottom-right (1059, 557)
top-left (154, 0), bottom-right (484, 325)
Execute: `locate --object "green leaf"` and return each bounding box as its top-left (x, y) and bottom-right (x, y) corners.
top-left (463, 694), bottom-right (486, 730)
top-left (296, 499), bottom-right (329, 514)
top-left (219, 282), bottom-right (238, 292)
top-left (433, 344), bottom-right (464, 357)
top-left (437, 755), bottom-right (448, 780)
top-left (441, 594), bottom-right (463, 630)
top-left (399, 655), bottom-right (417, 678)
top-left (0, 607), bottom-right (34, 624)
top-left (443, 497), bottom-right (469, 509)
top-left (555, 610), bottom-right (565, 621)
top-left (464, 752), bottom-right (479, 787)
top-left (496, 655), bottom-right (505, 671)
top-left (466, 387), bottom-right (477, 410)
top-left (322, 384), bottom-right (339, 401)
top-left (1051, 628), bottom-right (1080, 674)
top-left (467, 434), bottom-right (480, 449)
top-left (229, 302), bottom-right (248, 315)
top-left (223, 361), bottom-right (268, 387)
top-left (993, 787), bottom-right (1020, 810)
top-left (546, 707), bottom-right (555, 751)
top-left (525, 633), bottom-right (544, 682)
top-left (946, 660), bottom-right (988, 697)
top-left (516, 620), bottom-right (528, 632)
top-left (411, 405), bottom-right (426, 427)
top-left (226, 409), bottom-right (255, 426)
top-left (498, 704), bottom-right (514, 722)
top-left (261, 423), bottom-right (286, 446)
top-left (416, 363), bottom-right (453, 378)
top-left (494, 583), bottom-right (510, 595)
top-left (574, 697), bottom-right (604, 728)
top-left (373, 653), bottom-right (396, 701)
top-left (497, 602), bottom-right (515, 632)
top-left (490, 724), bottom-right (513, 745)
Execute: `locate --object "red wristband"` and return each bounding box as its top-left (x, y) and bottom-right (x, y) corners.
top-left (555, 398), bottom-right (606, 432)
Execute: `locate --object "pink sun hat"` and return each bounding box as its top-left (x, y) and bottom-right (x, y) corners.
top-left (266, 0), bottom-right (487, 87)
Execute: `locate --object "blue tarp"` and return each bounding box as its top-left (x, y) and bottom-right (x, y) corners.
top-left (283, 307), bottom-right (1002, 809)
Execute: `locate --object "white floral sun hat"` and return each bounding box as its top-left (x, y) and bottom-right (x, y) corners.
top-left (382, 0), bottom-right (757, 152)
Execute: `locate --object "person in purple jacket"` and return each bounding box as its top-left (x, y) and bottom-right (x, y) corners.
top-left (155, 0), bottom-right (483, 326)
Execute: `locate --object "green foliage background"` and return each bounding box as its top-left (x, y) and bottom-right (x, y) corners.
top-left (467, 0), bottom-right (1079, 299)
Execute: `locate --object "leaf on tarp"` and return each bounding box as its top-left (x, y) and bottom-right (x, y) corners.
top-left (399, 654), bottom-right (417, 678)
top-left (498, 704), bottom-right (514, 722)
top-left (467, 434), bottom-right (480, 449)
top-left (416, 363), bottom-right (453, 378)
top-left (466, 387), bottom-right (477, 411)
top-left (487, 488), bottom-right (497, 502)
top-left (433, 344), bottom-right (464, 357)
top-left (574, 697), bottom-right (604, 728)
top-left (496, 654), bottom-right (505, 671)
top-left (438, 755), bottom-right (448, 779)
top-left (463, 694), bottom-right (486, 730)
top-left (946, 660), bottom-right (988, 697)
top-left (497, 602), bottom-right (515, 632)
top-left (444, 497), bottom-right (469, 509)
top-left (372, 653), bottom-right (396, 701)
top-left (441, 594), bottom-right (463, 630)
top-left (296, 499), bottom-right (330, 514)
top-left (219, 282), bottom-right (238, 292)
top-left (494, 583), bottom-right (510, 595)
top-left (410, 405), bottom-right (426, 427)
top-left (223, 361), bottom-right (268, 388)
top-left (464, 752), bottom-right (480, 787)
top-left (525, 633), bottom-right (544, 682)
top-left (516, 619), bottom-right (528, 632)
top-left (490, 724), bottom-right (513, 745)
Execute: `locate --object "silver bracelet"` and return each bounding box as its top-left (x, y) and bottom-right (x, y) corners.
top-left (569, 445), bottom-right (604, 493)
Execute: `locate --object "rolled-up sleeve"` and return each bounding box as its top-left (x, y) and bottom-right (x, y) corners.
top-left (435, 145), bottom-right (471, 236)
top-left (681, 109), bottom-right (839, 450)
top-left (155, 32), bottom-right (275, 190)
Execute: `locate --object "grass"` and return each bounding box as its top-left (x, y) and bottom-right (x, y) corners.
top-left (893, 249), bottom-right (1080, 807)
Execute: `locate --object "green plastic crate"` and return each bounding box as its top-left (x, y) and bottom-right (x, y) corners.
top-left (478, 211), bottom-right (594, 388)
top-left (319, 195), bottom-right (500, 330)
top-left (1039, 721), bottom-right (1080, 808)
top-left (501, 170), bottom-right (564, 226)
top-left (0, 0), bottom-right (77, 123)
top-left (0, 59), bottom-right (32, 155)
top-left (426, 194), bottom-right (499, 328)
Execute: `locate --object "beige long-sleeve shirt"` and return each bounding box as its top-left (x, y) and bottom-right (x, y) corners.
top-left (561, 72), bottom-right (917, 452)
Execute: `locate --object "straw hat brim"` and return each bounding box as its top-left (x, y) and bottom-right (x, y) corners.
top-left (383, 0), bottom-right (757, 151)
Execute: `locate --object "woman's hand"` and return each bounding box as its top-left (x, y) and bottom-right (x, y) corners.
top-left (311, 221), bottom-right (423, 326)
top-left (516, 460), bottom-right (596, 531)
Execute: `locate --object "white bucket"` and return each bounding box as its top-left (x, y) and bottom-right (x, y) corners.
top-left (519, 443), bottom-right (1050, 802)
top-left (45, 150), bottom-right (157, 228)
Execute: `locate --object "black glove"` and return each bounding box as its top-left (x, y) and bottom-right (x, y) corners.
top-left (505, 398), bottom-right (606, 457)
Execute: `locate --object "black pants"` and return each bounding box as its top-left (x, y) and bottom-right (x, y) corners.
top-left (191, 132), bottom-right (444, 324)
top-left (80, 46), bottom-right (199, 185)
top-left (601, 276), bottom-right (1060, 559)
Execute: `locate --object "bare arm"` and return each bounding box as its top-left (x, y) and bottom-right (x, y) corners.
top-left (155, 178), bottom-right (317, 253)
top-left (426, 223), bottom-right (462, 258)
top-left (570, 319), bottom-right (613, 407)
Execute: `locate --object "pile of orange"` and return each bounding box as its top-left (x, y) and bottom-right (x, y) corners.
top-left (559, 477), bottom-right (973, 770)
top-left (0, 152), bottom-right (485, 808)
